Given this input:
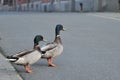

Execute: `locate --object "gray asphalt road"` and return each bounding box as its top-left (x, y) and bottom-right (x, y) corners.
top-left (0, 13), bottom-right (120, 80)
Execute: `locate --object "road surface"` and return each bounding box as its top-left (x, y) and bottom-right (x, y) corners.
top-left (0, 12), bottom-right (120, 80)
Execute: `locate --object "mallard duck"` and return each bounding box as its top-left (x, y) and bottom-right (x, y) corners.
top-left (7, 35), bottom-right (46, 73)
top-left (41, 24), bottom-right (65, 67)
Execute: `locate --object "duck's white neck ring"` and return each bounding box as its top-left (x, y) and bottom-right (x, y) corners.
top-left (56, 35), bottom-right (61, 37)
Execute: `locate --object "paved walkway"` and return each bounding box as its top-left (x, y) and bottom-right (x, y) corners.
top-left (0, 52), bottom-right (23, 80)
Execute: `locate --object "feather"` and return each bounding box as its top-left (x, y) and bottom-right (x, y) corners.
top-left (6, 56), bottom-right (19, 62)
top-left (41, 42), bottom-right (57, 52)
top-left (13, 50), bottom-right (34, 57)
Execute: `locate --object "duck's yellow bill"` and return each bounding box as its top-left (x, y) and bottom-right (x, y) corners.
top-left (63, 27), bottom-right (66, 31)
top-left (43, 39), bottom-right (47, 42)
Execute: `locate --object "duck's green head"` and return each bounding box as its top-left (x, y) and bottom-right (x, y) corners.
top-left (55, 24), bottom-right (66, 36)
top-left (34, 35), bottom-right (46, 45)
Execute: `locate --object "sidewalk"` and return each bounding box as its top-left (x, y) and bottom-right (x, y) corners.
top-left (0, 52), bottom-right (23, 80)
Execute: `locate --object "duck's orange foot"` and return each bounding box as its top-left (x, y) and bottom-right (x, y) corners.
top-left (47, 57), bottom-right (56, 67)
top-left (49, 64), bottom-right (56, 67)
top-left (26, 69), bottom-right (32, 73)
top-left (24, 64), bottom-right (32, 73)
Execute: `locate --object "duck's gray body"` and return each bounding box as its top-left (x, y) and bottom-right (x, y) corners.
top-left (7, 35), bottom-right (46, 73)
top-left (7, 35), bottom-right (45, 65)
top-left (13, 50), bottom-right (42, 65)
top-left (8, 49), bottom-right (42, 65)
top-left (40, 24), bottom-right (65, 67)
top-left (41, 41), bottom-right (63, 58)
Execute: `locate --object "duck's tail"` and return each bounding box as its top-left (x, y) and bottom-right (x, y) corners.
top-left (6, 56), bottom-right (19, 62)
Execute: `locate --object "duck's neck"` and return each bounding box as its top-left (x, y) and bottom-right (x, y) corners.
top-left (54, 35), bottom-right (62, 44)
top-left (54, 28), bottom-right (62, 44)
top-left (34, 43), bottom-right (41, 52)
top-left (34, 42), bottom-right (38, 48)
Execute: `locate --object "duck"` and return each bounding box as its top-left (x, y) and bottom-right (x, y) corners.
top-left (41, 24), bottom-right (66, 67)
top-left (7, 35), bottom-right (46, 73)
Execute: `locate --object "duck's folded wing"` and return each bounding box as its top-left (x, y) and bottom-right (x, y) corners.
top-left (41, 42), bottom-right (57, 52)
top-left (13, 50), bottom-right (34, 57)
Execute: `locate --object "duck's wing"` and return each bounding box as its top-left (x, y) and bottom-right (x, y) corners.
top-left (41, 42), bottom-right (57, 52)
top-left (13, 50), bottom-right (35, 57)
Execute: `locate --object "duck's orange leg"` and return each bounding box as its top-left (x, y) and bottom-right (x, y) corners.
top-left (24, 64), bottom-right (32, 73)
top-left (47, 57), bottom-right (56, 67)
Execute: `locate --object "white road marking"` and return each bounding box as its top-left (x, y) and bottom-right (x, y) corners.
top-left (88, 14), bottom-right (120, 21)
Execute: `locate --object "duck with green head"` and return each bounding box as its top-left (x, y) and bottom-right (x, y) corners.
top-left (41, 24), bottom-right (66, 67)
top-left (7, 35), bottom-right (46, 73)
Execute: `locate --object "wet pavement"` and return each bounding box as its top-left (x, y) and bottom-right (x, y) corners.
top-left (0, 12), bottom-right (120, 80)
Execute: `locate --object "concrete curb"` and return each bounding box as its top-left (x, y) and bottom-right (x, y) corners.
top-left (0, 52), bottom-right (23, 80)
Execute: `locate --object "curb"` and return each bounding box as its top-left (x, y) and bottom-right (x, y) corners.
top-left (0, 52), bottom-right (23, 80)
